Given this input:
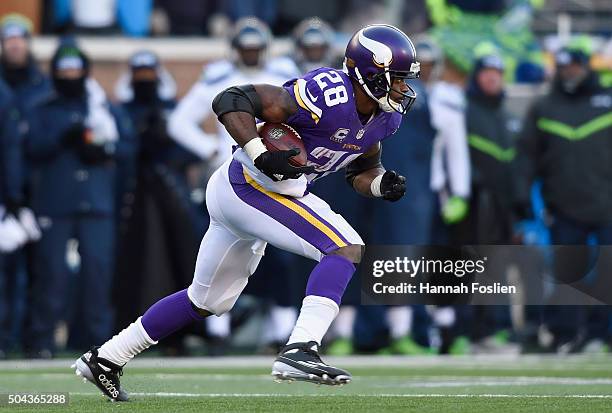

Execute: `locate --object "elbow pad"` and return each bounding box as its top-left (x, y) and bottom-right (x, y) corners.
top-left (212, 85), bottom-right (263, 120)
top-left (345, 148), bottom-right (383, 187)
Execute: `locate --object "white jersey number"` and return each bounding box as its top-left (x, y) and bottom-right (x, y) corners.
top-left (313, 71), bottom-right (348, 107)
top-left (307, 147), bottom-right (362, 182)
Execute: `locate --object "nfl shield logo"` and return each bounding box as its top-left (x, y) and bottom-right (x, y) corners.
top-left (269, 128), bottom-right (285, 140)
top-left (356, 129), bottom-right (365, 140)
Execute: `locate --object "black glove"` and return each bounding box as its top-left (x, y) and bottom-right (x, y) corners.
top-left (380, 170), bottom-right (406, 202)
top-left (253, 149), bottom-right (314, 181)
top-left (62, 123), bottom-right (85, 147)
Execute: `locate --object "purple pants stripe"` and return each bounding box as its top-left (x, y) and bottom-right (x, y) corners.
top-left (286, 196), bottom-right (351, 246)
top-left (228, 160), bottom-right (347, 254)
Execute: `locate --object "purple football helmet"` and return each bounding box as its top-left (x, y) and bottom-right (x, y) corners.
top-left (343, 24), bottom-right (420, 114)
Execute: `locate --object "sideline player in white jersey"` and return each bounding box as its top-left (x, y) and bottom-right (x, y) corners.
top-left (167, 17), bottom-right (299, 165)
top-left (73, 24), bottom-right (419, 400)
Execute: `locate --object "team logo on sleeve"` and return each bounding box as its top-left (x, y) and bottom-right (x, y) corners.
top-left (331, 128), bottom-right (350, 143)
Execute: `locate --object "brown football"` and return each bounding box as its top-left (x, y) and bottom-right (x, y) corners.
top-left (258, 122), bottom-right (307, 167)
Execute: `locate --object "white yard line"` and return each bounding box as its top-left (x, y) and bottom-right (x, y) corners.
top-left (374, 377), bottom-right (612, 386)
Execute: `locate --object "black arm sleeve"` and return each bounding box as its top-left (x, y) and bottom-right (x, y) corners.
top-left (345, 146), bottom-right (383, 187)
top-left (212, 84), bottom-right (264, 120)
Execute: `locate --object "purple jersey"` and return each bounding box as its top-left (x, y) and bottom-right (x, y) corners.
top-left (283, 67), bottom-right (402, 182)
top-left (232, 67), bottom-right (403, 198)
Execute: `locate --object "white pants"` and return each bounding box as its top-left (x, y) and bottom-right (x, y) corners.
top-left (187, 158), bottom-right (363, 315)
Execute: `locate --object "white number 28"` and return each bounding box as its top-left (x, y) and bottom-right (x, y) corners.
top-left (313, 71), bottom-right (348, 107)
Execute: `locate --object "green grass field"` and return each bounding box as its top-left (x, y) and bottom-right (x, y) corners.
top-left (1, 355), bottom-right (611, 412)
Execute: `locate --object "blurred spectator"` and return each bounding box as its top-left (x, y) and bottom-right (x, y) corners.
top-left (429, 58), bottom-right (470, 238)
top-left (0, 77), bottom-right (28, 359)
top-left (50, 0), bottom-right (152, 36)
top-left (459, 43), bottom-right (518, 244)
top-left (0, 82), bottom-right (24, 254)
top-left (427, 46), bottom-right (471, 354)
top-left (113, 50), bottom-right (205, 355)
top-left (516, 36), bottom-right (612, 353)
top-left (0, 14), bottom-right (50, 220)
top-left (455, 43), bottom-right (519, 353)
top-left (24, 41), bottom-right (135, 357)
top-left (0, 14), bottom-right (51, 112)
top-left (0, 13), bottom-right (48, 358)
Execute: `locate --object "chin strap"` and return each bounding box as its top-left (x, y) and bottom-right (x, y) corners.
top-left (352, 65), bottom-right (401, 113)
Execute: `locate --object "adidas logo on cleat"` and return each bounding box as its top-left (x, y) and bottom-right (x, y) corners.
top-left (98, 374), bottom-right (119, 398)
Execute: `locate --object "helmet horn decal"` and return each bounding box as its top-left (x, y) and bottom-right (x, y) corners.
top-left (358, 29), bottom-right (393, 67)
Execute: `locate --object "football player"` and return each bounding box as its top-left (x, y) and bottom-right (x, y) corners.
top-left (73, 24), bottom-right (419, 400)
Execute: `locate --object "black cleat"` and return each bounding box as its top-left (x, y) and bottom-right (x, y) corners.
top-left (271, 341), bottom-right (351, 385)
top-left (71, 346), bottom-right (129, 402)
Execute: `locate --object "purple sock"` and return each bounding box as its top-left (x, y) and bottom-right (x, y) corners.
top-left (141, 289), bottom-right (205, 341)
top-left (306, 254), bottom-right (355, 305)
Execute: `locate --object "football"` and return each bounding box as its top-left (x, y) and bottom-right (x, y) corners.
top-left (258, 122), bottom-right (307, 167)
